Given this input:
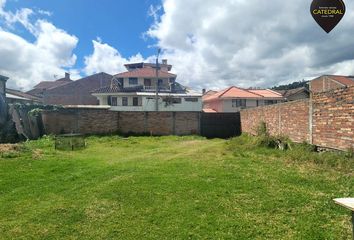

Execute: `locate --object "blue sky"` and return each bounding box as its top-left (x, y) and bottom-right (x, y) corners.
top-left (1, 0), bottom-right (354, 90)
top-left (4, 0), bottom-right (160, 70)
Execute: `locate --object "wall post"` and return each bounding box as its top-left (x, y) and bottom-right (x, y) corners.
top-left (309, 91), bottom-right (313, 144)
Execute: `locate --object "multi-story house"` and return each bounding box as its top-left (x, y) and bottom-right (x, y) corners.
top-left (92, 60), bottom-right (202, 111)
top-left (203, 86), bottom-right (284, 113)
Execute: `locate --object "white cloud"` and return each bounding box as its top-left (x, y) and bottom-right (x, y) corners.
top-left (0, 0), bottom-right (6, 9)
top-left (147, 0), bottom-right (354, 90)
top-left (0, 1), bottom-right (79, 90)
top-left (84, 39), bottom-right (145, 75)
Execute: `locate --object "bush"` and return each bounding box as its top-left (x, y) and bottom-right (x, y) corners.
top-left (254, 122), bottom-right (291, 150)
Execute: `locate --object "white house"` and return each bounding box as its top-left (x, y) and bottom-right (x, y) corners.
top-left (92, 61), bottom-right (202, 112)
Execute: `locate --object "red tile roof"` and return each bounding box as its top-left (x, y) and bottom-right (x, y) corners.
top-left (328, 75), bottom-right (354, 86)
top-left (248, 89), bottom-right (283, 98)
top-left (115, 68), bottom-right (176, 78)
top-left (203, 87), bottom-right (284, 102)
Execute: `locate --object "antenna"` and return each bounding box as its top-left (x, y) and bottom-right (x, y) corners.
top-left (155, 48), bottom-right (161, 111)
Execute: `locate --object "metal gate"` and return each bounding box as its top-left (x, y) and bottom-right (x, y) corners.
top-left (200, 112), bottom-right (241, 138)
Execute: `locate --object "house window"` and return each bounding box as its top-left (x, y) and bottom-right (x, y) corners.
top-left (264, 100), bottom-right (277, 105)
top-left (184, 98), bottom-right (198, 102)
top-left (133, 97), bottom-right (139, 106)
top-left (232, 99), bottom-right (246, 108)
top-left (172, 98), bottom-right (182, 104)
top-left (169, 78), bottom-right (176, 83)
top-left (122, 97), bottom-right (128, 106)
top-left (158, 79), bottom-right (163, 86)
top-left (129, 78), bottom-right (138, 85)
top-left (111, 97), bottom-right (118, 106)
top-left (144, 78), bottom-right (151, 86)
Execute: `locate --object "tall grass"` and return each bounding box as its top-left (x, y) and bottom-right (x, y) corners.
top-left (228, 134), bottom-right (353, 172)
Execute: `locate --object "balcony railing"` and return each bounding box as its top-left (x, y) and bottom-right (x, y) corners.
top-left (143, 86), bottom-right (171, 92)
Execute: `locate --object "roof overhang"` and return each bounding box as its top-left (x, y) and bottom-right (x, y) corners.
top-left (0, 75), bottom-right (9, 82)
top-left (92, 92), bottom-right (202, 97)
top-left (6, 93), bottom-right (30, 100)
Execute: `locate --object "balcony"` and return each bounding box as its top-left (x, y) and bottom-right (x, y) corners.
top-left (143, 86), bottom-right (171, 92)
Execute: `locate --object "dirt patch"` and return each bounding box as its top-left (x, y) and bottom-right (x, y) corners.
top-left (32, 149), bottom-right (43, 159)
top-left (0, 144), bottom-right (20, 153)
top-left (178, 140), bottom-right (205, 147)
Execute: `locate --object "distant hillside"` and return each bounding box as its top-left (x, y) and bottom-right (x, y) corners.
top-left (272, 80), bottom-right (309, 90)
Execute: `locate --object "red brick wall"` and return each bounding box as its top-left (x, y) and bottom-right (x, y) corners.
top-left (241, 86), bottom-right (354, 150)
top-left (175, 112), bottom-right (200, 135)
top-left (312, 86), bottom-right (354, 150)
top-left (42, 109), bottom-right (118, 135)
top-left (42, 109), bottom-right (200, 136)
top-left (310, 76), bottom-right (344, 93)
top-left (241, 100), bottom-right (310, 143)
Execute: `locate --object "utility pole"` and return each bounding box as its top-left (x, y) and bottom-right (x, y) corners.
top-left (155, 48), bottom-right (161, 111)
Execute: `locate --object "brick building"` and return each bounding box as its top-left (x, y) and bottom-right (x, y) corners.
top-left (27, 72), bottom-right (73, 98)
top-left (309, 75), bottom-right (354, 93)
top-left (43, 72), bottom-right (112, 105)
top-left (26, 72), bottom-right (113, 105)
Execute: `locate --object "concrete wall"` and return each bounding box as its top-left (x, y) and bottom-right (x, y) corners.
top-left (100, 95), bottom-right (202, 112)
top-left (41, 108), bottom-right (201, 136)
top-left (223, 99), bottom-right (258, 112)
top-left (240, 86), bottom-right (354, 151)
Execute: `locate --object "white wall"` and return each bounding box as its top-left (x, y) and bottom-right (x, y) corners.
top-left (98, 95), bottom-right (202, 112)
top-left (222, 99), bottom-right (282, 112)
top-left (97, 96), bottom-right (108, 105)
top-left (222, 99), bottom-right (257, 112)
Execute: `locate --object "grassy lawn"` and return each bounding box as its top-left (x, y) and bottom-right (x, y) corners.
top-left (0, 135), bottom-right (353, 239)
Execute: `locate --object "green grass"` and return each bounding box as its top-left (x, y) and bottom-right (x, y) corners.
top-left (0, 135), bottom-right (353, 239)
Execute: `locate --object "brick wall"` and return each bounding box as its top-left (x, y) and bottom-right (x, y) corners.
top-left (42, 108), bottom-right (201, 136)
top-left (241, 100), bottom-right (310, 143)
top-left (42, 108), bottom-right (119, 135)
top-left (312, 86), bottom-right (354, 150)
top-left (240, 86), bottom-right (354, 150)
top-left (310, 76), bottom-right (344, 93)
